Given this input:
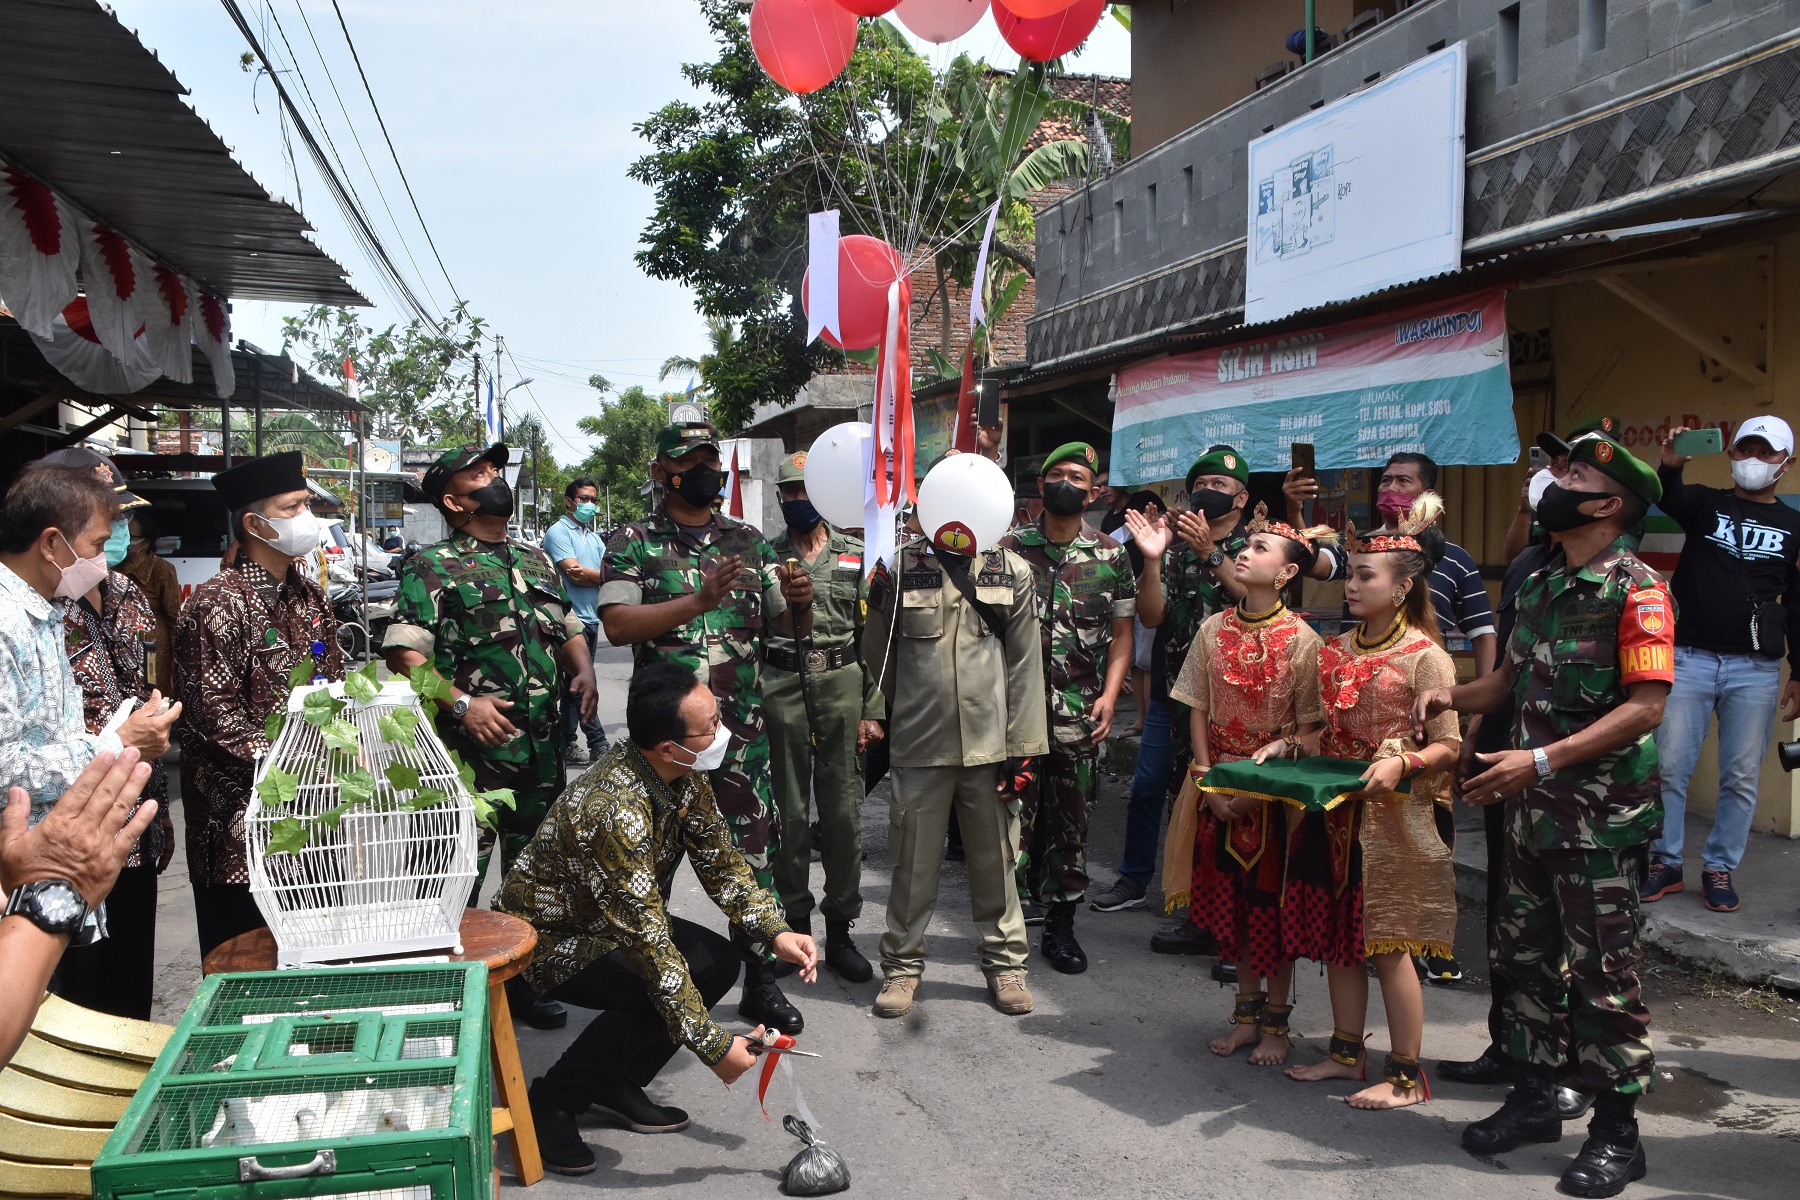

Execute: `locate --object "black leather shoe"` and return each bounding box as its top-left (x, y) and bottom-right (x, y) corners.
top-left (1463, 1071), bottom-right (1562, 1155)
top-left (1556, 1083), bottom-right (1597, 1122)
top-left (587, 1078), bottom-right (690, 1135)
top-left (1438, 1044), bottom-right (1512, 1085)
top-left (527, 1079), bottom-right (596, 1175)
top-left (739, 973), bottom-right (804, 1034)
top-left (1559, 1134), bottom-right (1646, 1197)
top-left (505, 977), bottom-right (568, 1030)
top-left (1039, 902), bottom-right (1088, 974)
top-left (824, 920), bottom-right (873, 983)
top-left (1150, 920), bottom-right (1219, 956)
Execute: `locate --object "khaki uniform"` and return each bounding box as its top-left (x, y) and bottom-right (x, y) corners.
top-left (862, 541), bottom-right (1048, 978)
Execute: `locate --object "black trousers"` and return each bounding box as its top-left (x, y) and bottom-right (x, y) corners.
top-left (541, 917), bottom-right (740, 1110)
top-left (194, 883), bottom-right (268, 960)
top-left (53, 863), bottom-right (158, 1020)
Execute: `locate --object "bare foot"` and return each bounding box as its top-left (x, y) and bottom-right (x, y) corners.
top-left (1209, 1022), bottom-right (1260, 1057)
top-left (1248, 1031), bottom-right (1292, 1066)
top-left (1286, 1055), bottom-right (1363, 1083)
top-left (1344, 1081), bottom-right (1427, 1110)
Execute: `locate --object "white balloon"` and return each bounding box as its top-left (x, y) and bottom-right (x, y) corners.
top-left (803, 422), bottom-right (873, 529)
top-left (895, 0), bottom-right (988, 44)
top-left (916, 453), bottom-right (1013, 554)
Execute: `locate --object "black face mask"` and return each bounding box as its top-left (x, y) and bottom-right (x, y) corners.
top-left (668, 463), bottom-right (724, 509)
top-left (1190, 487), bottom-right (1238, 521)
top-left (780, 498), bottom-right (822, 532)
top-left (1535, 483), bottom-right (1612, 532)
top-left (462, 477), bottom-right (514, 519)
top-left (1041, 480), bottom-right (1088, 517)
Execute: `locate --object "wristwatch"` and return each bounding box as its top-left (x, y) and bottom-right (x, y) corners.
top-left (449, 694), bottom-right (472, 720)
top-left (3, 879), bottom-right (89, 937)
top-left (1532, 747), bottom-right (1554, 780)
top-left (1205, 549), bottom-right (1227, 569)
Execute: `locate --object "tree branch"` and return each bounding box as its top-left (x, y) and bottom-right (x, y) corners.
top-left (943, 239), bottom-right (1035, 277)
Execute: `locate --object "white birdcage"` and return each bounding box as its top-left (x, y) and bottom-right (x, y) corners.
top-left (247, 680), bottom-right (477, 967)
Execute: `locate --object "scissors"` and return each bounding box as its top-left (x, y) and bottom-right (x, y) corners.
top-left (747, 1029), bottom-right (822, 1058)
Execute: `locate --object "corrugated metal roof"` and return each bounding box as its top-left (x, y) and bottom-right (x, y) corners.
top-left (0, 0), bottom-right (366, 306)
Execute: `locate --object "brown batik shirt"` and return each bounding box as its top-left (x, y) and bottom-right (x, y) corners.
top-left (174, 559), bottom-right (342, 885)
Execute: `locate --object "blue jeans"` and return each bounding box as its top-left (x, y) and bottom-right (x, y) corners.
top-left (561, 620), bottom-right (610, 753)
top-left (1653, 646), bottom-right (1784, 873)
top-left (1116, 697), bottom-right (1173, 888)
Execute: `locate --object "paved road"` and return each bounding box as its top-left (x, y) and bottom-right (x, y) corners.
top-left (147, 642), bottom-right (1800, 1197)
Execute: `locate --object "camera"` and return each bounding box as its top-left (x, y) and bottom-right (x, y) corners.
top-left (1781, 739), bottom-right (1800, 773)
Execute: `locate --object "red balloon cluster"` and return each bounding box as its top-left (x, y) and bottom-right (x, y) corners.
top-left (751, 0), bottom-right (859, 94)
top-left (802, 234), bottom-right (910, 351)
top-left (993, 0), bottom-right (1104, 61)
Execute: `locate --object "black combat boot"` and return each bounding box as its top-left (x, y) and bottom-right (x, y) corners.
top-left (1462, 1063), bottom-right (1561, 1155)
top-left (824, 919), bottom-right (873, 982)
top-left (738, 957), bottom-right (804, 1034)
top-left (1038, 901), bottom-right (1088, 974)
top-left (1559, 1091), bottom-right (1647, 1198)
top-left (1438, 1043), bottom-right (1512, 1085)
top-left (770, 914), bottom-right (809, 979)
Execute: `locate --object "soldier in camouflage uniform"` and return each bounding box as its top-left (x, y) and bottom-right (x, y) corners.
top-left (1419, 434), bottom-right (1673, 1198)
top-left (998, 442), bottom-right (1135, 975)
top-left (597, 422), bottom-right (814, 1034)
top-left (384, 443), bottom-right (597, 1030)
top-left (765, 451), bottom-right (884, 984)
top-left (1112, 447), bottom-right (1252, 962)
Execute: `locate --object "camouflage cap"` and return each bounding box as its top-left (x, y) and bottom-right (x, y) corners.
top-left (777, 451), bottom-right (808, 485)
top-left (1570, 435), bottom-right (1661, 507)
top-left (1041, 441), bottom-right (1100, 476)
top-left (1186, 445), bottom-right (1248, 491)
top-left (421, 443), bottom-right (508, 500)
top-left (655, 421), bottom-right (719, 459)
top-left (1537, 415), bottom-right (1619, 458)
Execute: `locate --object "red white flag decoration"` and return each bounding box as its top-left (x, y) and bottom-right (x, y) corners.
top-left (77, 220), bottom-right (150, 363)
top-left (341, 356), bottom-right (360, 400)
top-left (726, 443), bottom-right (746, 519)
top-left (142, 263), bottom-right (194, 383)
top-left (0, 163), bottom-right (82, 339)
top-left (805, 210), bottom-right (840, 345)
top-left (29, 298), bottom-right (162, 395)
top-left (194, 287), bottom-right (236, 399)
top-left (870, 278), bottom-right (916, 508)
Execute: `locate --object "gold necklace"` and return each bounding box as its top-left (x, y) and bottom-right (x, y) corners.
top-left (1353, 616), bottom-right (1408, 655)
top-left (1237, 599), bottom-right (1286, 627)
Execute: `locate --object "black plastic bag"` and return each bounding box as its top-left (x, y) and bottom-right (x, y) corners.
top-left (782, 1115), bottom-right (849, 1196)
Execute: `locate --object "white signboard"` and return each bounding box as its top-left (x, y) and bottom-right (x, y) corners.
top-left (1245, 42), bottom-right (1467, 324)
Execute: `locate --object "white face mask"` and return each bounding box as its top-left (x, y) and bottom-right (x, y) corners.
top-left (249, 510), bottom-right (327, 557)
top-left (1731, 456), bottom-right (1788, 493)
top-left (1527, 467), bottom-right (1557, 514)
top-left (671, 723), bottom-right (732, 773)
top-left (50, 531), bottom-right (108, 600)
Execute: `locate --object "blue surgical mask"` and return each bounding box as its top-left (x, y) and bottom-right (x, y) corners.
top-left (574, 501), bottom-right (599, 524)
top-left (103, 519), bottom-right (132, 567)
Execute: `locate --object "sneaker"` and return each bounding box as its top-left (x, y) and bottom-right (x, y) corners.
top-left (988, 970), bottom-right (1034, 1015)
top-left (873, 975), bottom-right (918, 1018)
top-left (527, 1079), bottom-right (596, 1174)
top-left (565, 741), bottom-right (591, 767)
top-left (1150, 920), bottom-right (1220, 956)
top-left (1089, 877), bottom-right (1147, 912)
top-left (1641, 861), bottom-right (1684, 902)
top-left (1701, 868), bottom-right (1739, 913)
top-left (1418, 953), bottom-right (1464, 985)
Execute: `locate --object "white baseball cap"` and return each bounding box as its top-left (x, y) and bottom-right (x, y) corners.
top-left (1733, 415), bottom-right (1794, 455)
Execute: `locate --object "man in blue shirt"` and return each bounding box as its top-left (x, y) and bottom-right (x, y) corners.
top-left (543, 477), bottom-right (611, 765)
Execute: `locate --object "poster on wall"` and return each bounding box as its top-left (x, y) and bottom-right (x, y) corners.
top-left (1246, 42), bottom-right (1467, 324)
top-left (1109, 287), bottom-right (1519, 485)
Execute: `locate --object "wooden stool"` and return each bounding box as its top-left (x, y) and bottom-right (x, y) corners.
top-left (203, 909), bottom-right (544, 1187)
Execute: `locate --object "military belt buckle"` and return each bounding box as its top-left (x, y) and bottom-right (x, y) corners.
top-left (806, 649), bottom-right (829, 673)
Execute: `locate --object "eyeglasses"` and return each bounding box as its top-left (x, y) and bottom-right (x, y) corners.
top-left (680, 710), bottom-right (723, 743)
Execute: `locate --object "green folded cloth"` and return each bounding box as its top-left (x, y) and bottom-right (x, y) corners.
top-left (1199, 756), bottom-right (1410, 812)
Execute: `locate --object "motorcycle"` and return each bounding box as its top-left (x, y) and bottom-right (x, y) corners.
top-left (330, 575), bottom-right (399, 662)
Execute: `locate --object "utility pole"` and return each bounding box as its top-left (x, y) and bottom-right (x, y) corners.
top-left (472, 350), bottom-right (482, 440)
top-left (530, 425), bottom-right (541, 537)
top-left (495, 333), bottom-right (503, 443)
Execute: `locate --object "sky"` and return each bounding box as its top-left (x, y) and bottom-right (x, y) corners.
top-left (105, 1), bottom-right (1131, 462)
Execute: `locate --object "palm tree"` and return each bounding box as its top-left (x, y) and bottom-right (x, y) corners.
top-left (658, 316), bottom-right (738, 393)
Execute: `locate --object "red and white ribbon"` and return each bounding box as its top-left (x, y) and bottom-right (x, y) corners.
top-left (77, 220), bottom-right (150, 364)
top-left (0, 164), bottom-right (81, 339)
top-left (142, 263), bottom-right (195, 383)
top-left (193, 285), bottom-right (236, 399)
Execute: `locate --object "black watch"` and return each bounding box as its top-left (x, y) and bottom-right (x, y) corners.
top-left (4, 879), bottom-right (89, 937)
top-left (1205, 549), bottom-right (1227, 569)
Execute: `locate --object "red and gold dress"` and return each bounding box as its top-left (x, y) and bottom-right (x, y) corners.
top-left (1283, 622), bottom-right (1460, 967)
top-left (1169, 603), bottom-right (1323, 975)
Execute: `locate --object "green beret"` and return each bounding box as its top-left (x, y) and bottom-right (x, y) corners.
top-left (656, 421), bottom-right (719, 458)
top-left (1042, 441), bottom-right (1100, 476)
top-left (1185, 445), bottom-right (1248, 491)
top-left (777, 451), bottom-right (807, 485)
top-left (1570, 435), bottom-right (1661, 506)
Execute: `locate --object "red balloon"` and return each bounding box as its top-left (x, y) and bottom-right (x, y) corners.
top-left (802, 234), bottom-right (909, 351)
top-left (996, 0), bottom-right (1077, 16)
top-left (834, 0), bottom-right (900, 14)
top-left (993, 0), bottom-right (1103, 61)
top-left (751, 0), bottom-right (859, 94)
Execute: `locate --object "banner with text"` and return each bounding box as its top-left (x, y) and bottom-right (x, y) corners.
top-left (1110, 288), bottom-right (1519, 485)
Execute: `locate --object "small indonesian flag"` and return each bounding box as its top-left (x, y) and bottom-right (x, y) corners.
top-left (838, 553), bottom-right (861, 571)
top-left (342, 356), bottom-right (359, 400)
